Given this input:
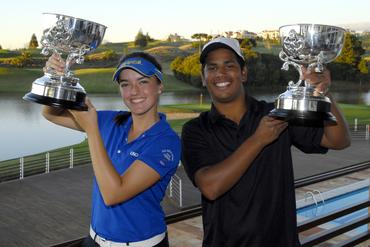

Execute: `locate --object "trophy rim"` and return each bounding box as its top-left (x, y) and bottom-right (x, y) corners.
top-left (42, 12), bottom-right (107, 29)
top-left (279, 23), bottom-right (345, 32)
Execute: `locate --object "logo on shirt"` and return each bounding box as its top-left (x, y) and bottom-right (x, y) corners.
top-left (129, 151), bottom-right (139, 157)
top-left (160, 149), bottom-right (174, 166)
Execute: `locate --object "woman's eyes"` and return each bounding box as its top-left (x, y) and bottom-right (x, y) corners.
top-left (139, 79), bottom-right (149, 84)
top-left (119, 82), bottom-right (128, 88)
top-left (119, 80), bottom-right (148, 88)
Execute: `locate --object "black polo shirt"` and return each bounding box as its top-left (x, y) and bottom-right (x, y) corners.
top-left (181, 95), bottom-right (327, 247)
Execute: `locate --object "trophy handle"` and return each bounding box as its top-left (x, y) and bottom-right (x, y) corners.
top-left (307, 51), bottom-right (325, 73)
top-left (64, 45), bottom-right (91, 79)
top-left (279, 51), bottom-right (304, 89)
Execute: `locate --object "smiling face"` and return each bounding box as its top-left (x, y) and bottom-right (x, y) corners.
top-left (202, 48), bottom-right (247, 104)
top-left (118, 69), bottom-right (163, 117)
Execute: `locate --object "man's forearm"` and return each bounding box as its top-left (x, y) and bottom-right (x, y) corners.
top-left (195, 135), bottom-right (265, 200)
top-left (321, 93), bottom-right (351, 149)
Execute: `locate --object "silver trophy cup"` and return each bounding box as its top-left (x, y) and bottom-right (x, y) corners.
top-left (23, 13), bottom-right (107, 110)
top-left (268, 24), bottom-right (345, 125)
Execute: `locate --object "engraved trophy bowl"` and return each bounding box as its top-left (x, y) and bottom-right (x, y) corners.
top-left (23, 13), bottom-right (107, 110)
top-left (268, 24), bottom-right (345, 125)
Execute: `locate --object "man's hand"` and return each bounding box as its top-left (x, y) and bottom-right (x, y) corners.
top-left (301, 66), bottom-right (331, 96)
top-left (252, 116), bottom-right (288, 147)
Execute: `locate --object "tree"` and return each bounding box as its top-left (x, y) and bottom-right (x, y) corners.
top-left (240, 38), bottom-right (257, 48)
top-left (145, 32), bottom-right (154, 43)
top-left (134, 29), bottom-right (147, 48)
top-left (0, 44), bottom-right (2, 50)
top-left (335, 33), bottom-right (365, 66)
top-left (191, 33), bottom-right (210, 53)
top-left (122, 43), bottom-right (128, 57)
top-left (358, 58), bottom-right (368, 74)
top-left (170, 54), bottom-right (202, 87)
top-left (28, 33), bottom-right (39, 49)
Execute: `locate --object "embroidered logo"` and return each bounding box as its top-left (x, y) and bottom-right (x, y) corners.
top-left (129, 151), bottom-right (139, 157)
top-left (160, 149), bottom-right (174, 166)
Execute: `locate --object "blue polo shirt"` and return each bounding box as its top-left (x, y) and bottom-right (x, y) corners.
top-left (91, 111), bottom-right (181, 242)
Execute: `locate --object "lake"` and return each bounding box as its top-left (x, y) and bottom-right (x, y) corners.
top-left (0, 88), bottom-right (369, 161)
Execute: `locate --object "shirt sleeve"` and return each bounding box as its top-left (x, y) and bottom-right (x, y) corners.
top-left (181, 119), bottom-right (211, 186)
top-left (97, 111), bottom-right (116, 130)
top-left (138, 134), bottom-right (181, 178)
top-left (289, 125), bottom-right (328, 154)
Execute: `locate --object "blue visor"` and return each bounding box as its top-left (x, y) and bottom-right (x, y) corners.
top-left (112, 57), bottom-right (163, 83)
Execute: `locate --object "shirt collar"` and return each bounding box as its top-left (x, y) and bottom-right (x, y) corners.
top-left (208, 94), bottom-right (259, 124)
top-left (122, 112), bottom-right (171, 137)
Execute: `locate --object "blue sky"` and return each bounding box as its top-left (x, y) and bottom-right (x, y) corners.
top-left (0, 0), bottom-right (369, 49)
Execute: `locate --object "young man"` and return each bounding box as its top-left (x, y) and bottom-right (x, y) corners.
top-left (181, 37), bottom-right (350, 247)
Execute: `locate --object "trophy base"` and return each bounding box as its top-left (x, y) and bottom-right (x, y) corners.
top-left (23, 92), bottom-right (88, 111)
top-left (268, 109), bottom-right (336, 126)
top-left (268, 87), bottom-right (336, 126)
top-left (23, 75), bottom-right (88, 111)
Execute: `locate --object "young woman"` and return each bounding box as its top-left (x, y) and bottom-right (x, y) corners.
top-left (42, 52), bottom-right (180, 247)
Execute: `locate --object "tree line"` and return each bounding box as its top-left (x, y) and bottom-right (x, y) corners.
top-left (171, 33), bottom-right (370, 87)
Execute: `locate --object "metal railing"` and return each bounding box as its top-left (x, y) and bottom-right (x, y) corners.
top-left (0, 123), bottom-right (367, 184)
top-left (295, 161), bottom-right (370, 246)
top-left (0, 147), bottom-right (91, 182)
top-left (50, 161), bottom-right (370, 247)
top-left (350, 122), bottom-right (370, 140)
top-left (167, 173), bottom-right (183, 208)
top-left (1, 133), bottom-right (369, 246)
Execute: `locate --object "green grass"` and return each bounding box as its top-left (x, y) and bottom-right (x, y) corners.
top-left (0, 67), bottom-right (199, 94)
top-left (339, 103), bottom-right (370, 125)
top-left (76, 68), bottom-right (198, 93)
top-left (161, 103), bottom-right (211, 113)
top-left (0, 67), bottom-right (43, 93)
top-left (168, 118), bottom-right (191, 133)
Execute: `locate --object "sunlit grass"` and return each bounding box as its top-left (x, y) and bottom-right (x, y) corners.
top-left (339, 103), bottom-right (370, 125)
top-left (0, 67), bottom-right (199, 94)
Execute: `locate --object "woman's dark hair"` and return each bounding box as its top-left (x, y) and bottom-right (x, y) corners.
top-left (114, 52), bottom-right (162, 125)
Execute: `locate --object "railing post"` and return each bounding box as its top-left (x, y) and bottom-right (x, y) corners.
top-left (70, 148), bottom-right (74, 168)
top-left (19, 157), bottom-right (24, 179)
top-left (354, 118), bottom-right (358, 132)
top-left (179, 179), bottom-right (183, 207)
top-left (366, 124), bottom-right (369, 141)
top-left (45, 152), bottom-right (50, 173)
top-left (169, 178), bottom-right (173, 197)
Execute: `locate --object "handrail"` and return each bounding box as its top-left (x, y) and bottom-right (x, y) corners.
top-left (304, 191), bottom-right (318, 207)
top-left (48, 161), bottom-right (370, 247)
top-left (2, 148), bottom-right (370, 246)
top-left (333, 230), bottom-right (370, 247)
top-left (312, 189), bottom-right (325, 205)
top-left (0, 149), bottom-right (91, 182)
top-left (301, 212), bottom-right (370, 247)
top-left (297, 199), bottom-right (370, 232)
top-left (295, 161), bottom-right (370, 188)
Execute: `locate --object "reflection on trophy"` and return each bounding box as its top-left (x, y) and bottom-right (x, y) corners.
top-left (23, 13), bottom-right (107, 110)
top-left (269, 24), bottom-right (345, 125)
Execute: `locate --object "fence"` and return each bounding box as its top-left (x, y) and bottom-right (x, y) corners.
top-left (167, 173), bottom-right (183, 208)
top-left (0, 147), bottom-right (91, 183)
top-left (350, 120), bottom-right (370, 141)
